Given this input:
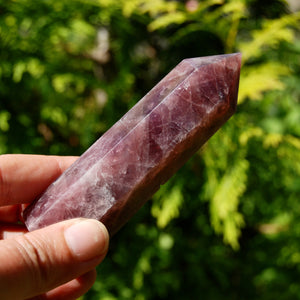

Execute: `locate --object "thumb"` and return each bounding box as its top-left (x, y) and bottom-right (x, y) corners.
top-left (0, 219), bottom-right (109, 300)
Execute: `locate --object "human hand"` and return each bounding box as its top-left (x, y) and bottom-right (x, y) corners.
top-left (0, 155), bottom-right (109, 300)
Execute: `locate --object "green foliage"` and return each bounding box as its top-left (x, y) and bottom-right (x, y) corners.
top-left (239, 62), bottom-right (290, 102)
top-left (152, 184), bottom-right (184, 228)
top-left (209, 156), bottom-right (248, 250)
top-left (1, 0), bottom-right (300, 299)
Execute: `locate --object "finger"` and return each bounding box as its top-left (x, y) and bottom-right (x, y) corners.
top-left (41, 269), bottom-right (97, 300)
top-left (0, 218), bottom-right (109, 300)
top-left (0, 154), bottom-right (78, 206)
top-left (0, 223), bottom-right (28, 239)
top-left (0, 205), bottom-right (21, 223)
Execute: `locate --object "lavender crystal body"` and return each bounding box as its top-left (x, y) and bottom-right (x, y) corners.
top-left (24, 53), bottom-right (241, 235)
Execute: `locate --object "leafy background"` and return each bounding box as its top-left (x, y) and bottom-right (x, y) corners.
top-left (1, 0), bottom-right (300, 299)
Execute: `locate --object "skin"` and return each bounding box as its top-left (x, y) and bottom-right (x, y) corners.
top-left (0, 154), bottom-right (109, 300)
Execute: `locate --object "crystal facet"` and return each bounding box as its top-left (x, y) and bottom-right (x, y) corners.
top-left (24, 53), bottom-right (241, 235)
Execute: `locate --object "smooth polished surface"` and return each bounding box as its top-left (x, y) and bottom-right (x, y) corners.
top-left (24, 53), bottom-right (242, 235)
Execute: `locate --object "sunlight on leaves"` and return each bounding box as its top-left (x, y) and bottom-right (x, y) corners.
top-left (152, 186), bottom-right (183, 228)
top-left (210, 158), bottom-right (248, 249)
top-left (239, 63), bottom-right (290, 103)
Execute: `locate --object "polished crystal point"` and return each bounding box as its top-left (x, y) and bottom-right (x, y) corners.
top-left (24, 53), bottom-right (241, 235)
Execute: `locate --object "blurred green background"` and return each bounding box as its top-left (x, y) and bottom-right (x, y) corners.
top-left (1, 0), bottom-right (300, 299)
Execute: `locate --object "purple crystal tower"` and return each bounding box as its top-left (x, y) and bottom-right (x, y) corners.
top-left (24, 53), bottom-right (241, 235)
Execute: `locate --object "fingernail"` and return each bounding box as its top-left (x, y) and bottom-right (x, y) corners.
top-left (64, 219), bottom-right (109, 261)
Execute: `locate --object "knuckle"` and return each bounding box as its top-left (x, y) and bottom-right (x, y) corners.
top-left (14, 234), bottom-right (53, 291)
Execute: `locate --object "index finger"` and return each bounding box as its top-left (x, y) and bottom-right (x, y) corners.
top-left (0, 154), bottom-right (78, 206)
